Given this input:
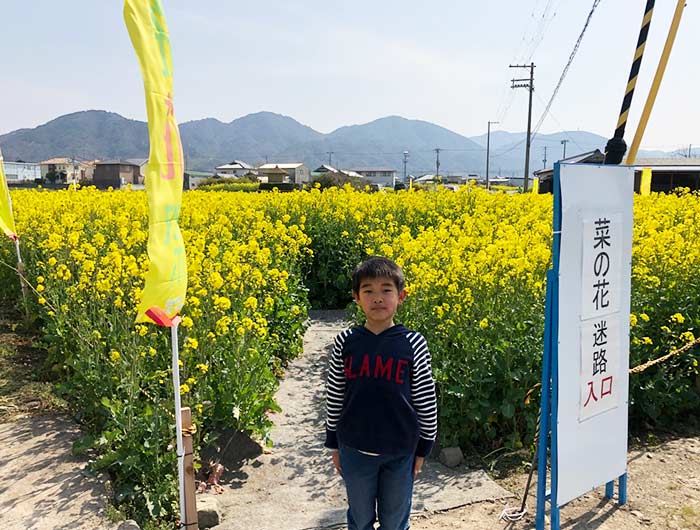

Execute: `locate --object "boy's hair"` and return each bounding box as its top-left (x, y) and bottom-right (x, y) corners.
top-left (351, 256), bottom-right (406, 294)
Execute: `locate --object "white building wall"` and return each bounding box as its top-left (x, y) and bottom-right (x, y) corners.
top-left (3, 161), bottom-right (42, 181)
top-left (294, 166), bottom-right (310, 184)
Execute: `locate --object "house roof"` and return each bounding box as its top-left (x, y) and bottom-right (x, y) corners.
top-left (259, 166), bottom-right (288, 175)
top-left (313, 165), bottom-right (365, 178)
top-left (534, 149), bottom-right (605, 177)
top-left (216, 160), bottom-right (252, 170)
top-left (633, 157), bottom-right (700, 167)
top-left (125, 158), bottom-right (148, 166)
top-left (314, 164), bottom-right (340, 173)
top-left (351, 167), bottom-right (397, 173)
top-left (40, 157), bottom-right (95, 167)
top-left (40, 157), bottom-right (72, 165)
top-left (414, 174), bottom-right (436, 182)
top-left (259, 163), bottom-right (305, 169)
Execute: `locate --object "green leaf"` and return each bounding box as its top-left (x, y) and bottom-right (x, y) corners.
top-left (501, 403), bottom-right (515, 419)
top-left (72, 435), bottom-right (95, 456)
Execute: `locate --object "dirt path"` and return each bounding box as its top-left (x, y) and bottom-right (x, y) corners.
top-left (212, 310), bottom-right (511, 530)
top-left (411, 434), bottom-right (700, 530)
top-left (0, 416), bottom-right (117, 530)
top-left (0, 310), bottom-right (116, 530)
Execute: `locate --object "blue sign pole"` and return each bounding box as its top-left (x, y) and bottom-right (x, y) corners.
top-left (535, 270), bottom-right (554, 530)
top-left (535, 163), bottom-right (563, 530)
top-left (550, 163), bottom-right (562, 528)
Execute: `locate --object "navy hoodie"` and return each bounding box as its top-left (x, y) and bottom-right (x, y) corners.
top-left (324, 324), bottom-right (437, 457)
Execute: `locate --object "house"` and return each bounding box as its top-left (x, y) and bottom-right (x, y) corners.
top-left (630, 158), bottom-right (700, 192)
top-left (534, 150), bottom-right (700, 193)
top-left (215, 160), bottom-right (255, 178)
top-left (414, 174), bottom-right (437, 183)
top-left (184, 170), bottom-right (214, 189)
top-left (533, 150), bottom-right (605, 193)
top-left (93, 160), bottom-right (142, 189)
top-left (125, 158), bottom-right (149, 182)
top-left (258, 163), bottom-right (310, 184)
top-left (312, 165), bottom-right (364, 179)
top-left (257, 166), bottom-right (287, 184)
top-left (349, 167), bottom-right (398, 187)
top-left (40, 157), bottom-right (95, 183)
top-left (2, 160), bottom-right (41, 182)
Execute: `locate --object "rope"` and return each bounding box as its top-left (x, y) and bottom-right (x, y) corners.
top-left (501, 335), bottom-right (699, 523)
top-left (500, 386), bottom-right (543, 523)
top-left (0, 254), bottom-right (202, 444)
top-left (0, 255), bottom-right (98, 350)
top-left (629, 336), bottom-right (700, 374)
top-left (183, 424), bottom-right (197, 436)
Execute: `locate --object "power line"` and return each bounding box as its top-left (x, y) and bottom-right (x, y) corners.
top-left (496, 0), bottom-right (563, 125)
top-left (533, 91), bottom-right (585, 152)
top-left (532, 0), bottom-right (603, 136)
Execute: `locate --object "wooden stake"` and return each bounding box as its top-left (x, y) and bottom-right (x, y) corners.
top-left (181, 407), bottom-right (198, 529)
top-left (15, 239), bottom-right (30, 327)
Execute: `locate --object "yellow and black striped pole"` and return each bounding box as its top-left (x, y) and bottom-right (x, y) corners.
top-left (626, 0), bottom-right (686, 164)
top-left (604, 0), bottom-right (655, 165)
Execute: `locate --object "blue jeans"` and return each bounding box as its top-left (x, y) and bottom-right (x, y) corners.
top-left (339, 445), bottom-right (414, 530)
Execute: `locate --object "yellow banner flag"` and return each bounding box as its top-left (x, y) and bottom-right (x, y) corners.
top-left (0, 147), bottom-right (18, 241)
top-left (531, 177), bottom-right (539, 195)
top-left (124, 0), bottom-right (187, 325)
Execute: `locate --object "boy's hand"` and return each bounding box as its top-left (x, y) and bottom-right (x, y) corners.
top-left (331, 450), bottom-right (342, 476)
top-left (414, 456), bottom-right (425, 477)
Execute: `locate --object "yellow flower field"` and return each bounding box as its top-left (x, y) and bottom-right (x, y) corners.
top-left (0, 184), bottom-right (698, 524)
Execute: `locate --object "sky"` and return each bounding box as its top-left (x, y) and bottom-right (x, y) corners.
top-left (1, 0), bottom-right (698, 150)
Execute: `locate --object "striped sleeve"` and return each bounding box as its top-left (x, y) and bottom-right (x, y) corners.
top-left (408, 331), bottom-right (438, 457)
top-left (324, 328), bottom-right (351, 449)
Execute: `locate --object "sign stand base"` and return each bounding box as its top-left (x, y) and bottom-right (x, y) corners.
top-left (605, 474), bottom-right (628, 504)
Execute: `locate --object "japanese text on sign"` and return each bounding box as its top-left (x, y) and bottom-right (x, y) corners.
top-left (581, 215), bottom-right (622, 320)
top-left (580, 316), bottom-right (620, 420)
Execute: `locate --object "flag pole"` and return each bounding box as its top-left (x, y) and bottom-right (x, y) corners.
top-left (170, 317), bottom-right (186, 527)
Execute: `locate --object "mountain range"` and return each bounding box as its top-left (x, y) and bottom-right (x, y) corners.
top-left (0, 110), bottom-right (684, 176)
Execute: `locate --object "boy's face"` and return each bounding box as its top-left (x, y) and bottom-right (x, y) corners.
top-left (353, 276), bottom-right (406, 325)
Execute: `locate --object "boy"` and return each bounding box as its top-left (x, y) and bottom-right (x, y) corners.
top-left (325, 256), bottom-right (438, 530)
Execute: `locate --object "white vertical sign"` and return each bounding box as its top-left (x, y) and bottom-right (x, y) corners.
top-left (556, 163), bottom-right (633, 507)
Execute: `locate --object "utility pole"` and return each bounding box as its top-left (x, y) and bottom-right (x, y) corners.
top-left (327, 151), bottom-right (334, 166)
top-left (486, 121), bottom-right (499, 190)
top-left (510, 62), bottom-right (535, 192)
top-left (434, 148), bottom-right (441, 179)
top-left (403, 151), bottom-right (409, 183)
top-left (542, 146), bottom-right (548, 169)
top-left (689, 144), bottom-right (692, 158)
top-left (561, 139), bottom-right (569, 160)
